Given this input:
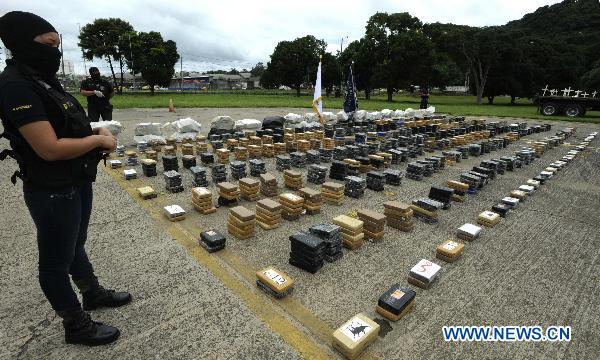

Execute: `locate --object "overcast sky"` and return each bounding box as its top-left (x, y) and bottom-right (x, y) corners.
top-left (1, 0), bottom-right (562, 75)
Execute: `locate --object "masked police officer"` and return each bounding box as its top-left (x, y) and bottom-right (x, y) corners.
top-left (80, 67), bottom-right (114, 122)
top-left (0, 11), bottom-right (131, 346)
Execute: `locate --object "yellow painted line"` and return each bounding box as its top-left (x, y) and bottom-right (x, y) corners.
top-left (184, 221), bottom-right (335, 344)
top-left (150, 191), bottom-right (343, 355)
top-left (102, 166), bottom-right (336, 359)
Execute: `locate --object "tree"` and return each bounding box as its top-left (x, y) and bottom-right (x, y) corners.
top-left (321, 53), bottom-right (341, 97)
top-left (227, 68), bottom-right (240, 75)
top-left (579, 60), bottom-right (600, 90)
top-left (483, 34), bottom-right (585, 102)
top-left (264, 35), bottom-right (326, 96)
top-left (78, 18), bottom-right (134, 94)
top-left (250, 62), bottom-right (265, 77)
top-left (124, 32), bottom-right (179, 95)
top-left (339, 39), bottom-right (378, 99)
top-left (423, 22), bottom-right (472, 89)
top-left (259, 65), bottom-right (277, 88)
top-left (364, 12), bottom-right (435, 102)
top-left (461, 27), bottom-right (501, 105)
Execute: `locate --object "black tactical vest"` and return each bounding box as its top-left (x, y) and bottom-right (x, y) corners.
top-left (0, 62), bottom-right (101, 188)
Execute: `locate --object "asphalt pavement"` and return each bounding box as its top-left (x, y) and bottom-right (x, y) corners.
top-left (1, 108), bottom-right (598, 360)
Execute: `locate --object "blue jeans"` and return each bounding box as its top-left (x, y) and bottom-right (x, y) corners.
top-left (24, 182), bottom-right (95, 311)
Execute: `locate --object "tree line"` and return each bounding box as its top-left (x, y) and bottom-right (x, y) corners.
top-left (78, 18), bottom-right (179, 94)
top-left (260, 0), bottom-right (600, 104)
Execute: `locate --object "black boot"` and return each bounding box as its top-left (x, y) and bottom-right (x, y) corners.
top-left (56, 306), bottom-right (120, 346)
top-left (75, 275), bottom-right (132, 311)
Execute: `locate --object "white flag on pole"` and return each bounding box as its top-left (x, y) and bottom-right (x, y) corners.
top-left (312, 56), bottom-right (323, 123)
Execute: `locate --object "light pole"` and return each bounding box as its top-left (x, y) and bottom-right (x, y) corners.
top-left (180, 55), bottom-right (183, 91)
top-left (77, 23), bottom-right (86, 74)
top-left (59, 34), bottom-right (65, 77)
top-left (340, 35), bottom-right (348, 54)
top-left (128, 34), bottom-right (135, 89)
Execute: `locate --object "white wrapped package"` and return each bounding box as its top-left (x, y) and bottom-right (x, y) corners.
top-left (134, 122), bottom-right (162, 136)
top-left (170, 132), bottom-right (198, 142)
top-left (233, 119), bottom-right (262, 131)
top-left (303, 113), bottom-right (317, 123)
top-left (336, 111), bottom-right (348, 121)
top-left (354, 110), bottom-right (367, 121)
top-left (381, 109), bottom-right (393, 118)
top-left (393, 109), bottom-right (406, 117)
top-left (367, 111), bottom-right (382, 121)
top-left (424, 106), bottom-right (436, 115)
top-left (284, 113), bottom-right (303, 123)
top-left (134, 134), bottom-right (166, 145)
top-left (210, 116), bottom-right (234, 131)
top-left (171, 118), bottom-right (202, 133)
top-left (90, 120), bottom-right (122, 136)
top-left (321, 112), bottom-right (335, 122)
top-left (284, 120), bottom-right (308, 129)
top-left (404, 108), bottom-right (416, 118)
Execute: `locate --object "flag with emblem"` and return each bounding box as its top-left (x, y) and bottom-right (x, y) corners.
top-left (312, 55), bottom-right (323, 124)
top-left (343, 62), bottom-right (358, 113)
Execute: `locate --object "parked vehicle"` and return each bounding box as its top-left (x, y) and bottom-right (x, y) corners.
top-left (534, 95), bottom-right (600, 117)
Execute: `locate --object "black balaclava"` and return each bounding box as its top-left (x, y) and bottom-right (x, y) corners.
top-left (89, 67), bottom-right (101, 81)
top-left (0, 11), bottom-right (62, 76)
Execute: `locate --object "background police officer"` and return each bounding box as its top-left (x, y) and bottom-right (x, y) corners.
top-left (0, 11), bottom-right (131, 346)
top-left (80, 67), bottom-right (114, 122)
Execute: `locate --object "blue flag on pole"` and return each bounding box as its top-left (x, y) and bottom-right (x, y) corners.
top-left (343, 63), bottom-right (358, 113)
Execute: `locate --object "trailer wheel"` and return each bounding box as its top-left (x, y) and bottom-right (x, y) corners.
top-left (565, 104), bottom-right (584, 117)
top-left (541, 103), bottom-right (560, 116)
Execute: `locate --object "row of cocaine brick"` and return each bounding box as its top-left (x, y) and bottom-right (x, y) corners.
top-left (408, 135), bottom-right (561, 222)
top-left (257, 130), bottom-right (598, 360)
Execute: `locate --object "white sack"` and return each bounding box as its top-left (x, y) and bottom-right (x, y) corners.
top-left (171, 117), bottom-right (202, 133)
top-left (169, 132), bottom-right (199, 142)
top-left (210, 116), bottom-right (235, 131)
top-left (321, 112), bottom-right (335, 122)
top-left (336, 111), bottom-right (349, 121)
top-left (381, 109), bottom-right (393, 118)
top-left (367, 111), bottom-right (382, 121)
top-left (284, 113), bottom-right (303, 123)
top-left (90, 120), bottom-right (122, 136)
top-left (133, 134), bottom-right (166, 145)
top-left (354, 110), bottom-right (367, 121)
top-left (134, 122), bottom-right (162, 136)
top-left (303, 113), bottom-right (317, 123)
top-left (393, 109), bottom-right (406, 118)
top-left (233, 119), bottom-right (262, 131)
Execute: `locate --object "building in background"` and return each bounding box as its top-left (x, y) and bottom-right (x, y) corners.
top-left (239, 72), bottom-right (260, 90)
top-left (169, 74), bottom-right (211, 91)
top-left (210, 73), bottom-right (244, 90)
top-left (165, 72), bottom-right (262, 91)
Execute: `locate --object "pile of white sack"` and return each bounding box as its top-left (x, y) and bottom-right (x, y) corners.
top-left (349, 106), bottom-right (436, 121)
top-left (393, 106), bottom-right (436, 118)
top-left (283, 112), bottom-right (337, 129)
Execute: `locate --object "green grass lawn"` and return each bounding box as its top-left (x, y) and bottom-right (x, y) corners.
top-left (70, 91), bottom-right (600, 123)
